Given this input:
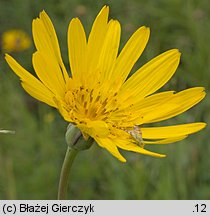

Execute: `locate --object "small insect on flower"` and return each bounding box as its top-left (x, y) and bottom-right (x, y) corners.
top-left (1, 29), bottom-right (31, 53)
top-left (5, 6), bottom-right (206, 162)
top-left (125, 126), bottom-right (144, 148)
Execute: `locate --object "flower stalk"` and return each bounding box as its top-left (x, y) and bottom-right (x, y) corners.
top-left (58, 147), bottom-right (78, 200)
top-left (58, 124), bottom-right (94, 199)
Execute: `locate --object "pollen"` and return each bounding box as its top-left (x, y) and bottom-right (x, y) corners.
top-left (63, 81), bottom-right (119, 124)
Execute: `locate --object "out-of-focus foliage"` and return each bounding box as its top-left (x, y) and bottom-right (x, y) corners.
top-left (0, 0), bottom-right (209, 199)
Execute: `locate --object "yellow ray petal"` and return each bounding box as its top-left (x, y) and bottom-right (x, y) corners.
top-left (21, 82), bottom-right (56, 107)
top-left (103, 128), bottom-right (165, 158)
top-left (78, 121), bottom-right (126, 162)
top-left (68, 18), bottom-right (87, 84)
top-left (141, 122), bottom-right (206, 139)
top-left (119, 49), bottom-right (180, 101)
top-left (77, 120), bottom-right (110, 138)
top-left (116, 139), bottom-right (166, 158)
top-left (32, 12), bottom-right (68, 88)
top-left (53, 97), bottom-right (72, 122)
top-left (112, 26), bottom-right (150, 89)
top-left (132, 91), bottom-right (175, 110)
top-left (114, 90), bottom-right (175, 115)
top-left (94, 136), bottom-right (126, 162)
top-left (39, 11), bottom-right (69, 82)
top-left (142, 87), bottom-right (206, 123)
top-left (143, 135), bottom-right (188, 144)
top-left (87, 6), bottom-right (109, 76)
top-left (5, 54), bottom-right (56, 107)
top-left (98, 20), bottom-right (121, 83)
top-left (109, 91), bottom-right (175, 127)
top-left (33, 52), bottom-right (65, 97)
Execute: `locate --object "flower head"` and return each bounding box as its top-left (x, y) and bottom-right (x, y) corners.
top-left (1, 29), bottom-right (31, 52)
top-left (5, 6), bottom-right (206, 162)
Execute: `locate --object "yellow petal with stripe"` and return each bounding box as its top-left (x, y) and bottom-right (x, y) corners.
top-left (32, 12), bottom-right (68, 89)
top-left (109, 91), bottom-right (175, 127)
top-left (78, 122), bottom-right (126, 162)
top-left (112, 26), bottom-right (150, 89)
top-left (143, 136), bottom-right (188, 144)
top-left (33, 52), bottom-right (65, 97)
top-left (39, 11), bottom-right (69, 82)
top-left (5, 54), bottom-right (56, 107)
top-left (53, 97), bottom-right (72, 122)
top-left (141, 87), bottom-right (206, 123)
top-left (21, 82), bottom-right (56, 107)
top-left (132, 91), bottom-right (175, 110)
top-left (116, 139), bottom-right (166, 158)
top-left (98, 20), bottom-right (121, 83)
top-left (141, 122), bottom-right (206, 139)
top-left (68, 18), bottom-right (87, 84)
top-left (103, 128), bottom-right (165, 159)
top-left (119, 49), bottom-right (180, 102)
top-left (87, 6), bottom-right (109, 76)
top-left (94, 137), bottom-right (126, 162)
top-left (77, 120), bottom-right (110, 138)
top-left (113, 91), bottom-right (175, 118)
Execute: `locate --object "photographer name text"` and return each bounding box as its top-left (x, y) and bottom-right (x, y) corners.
top-left (2, 203), bottom-right (95, 215)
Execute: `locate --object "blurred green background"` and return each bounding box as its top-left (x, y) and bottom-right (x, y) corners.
top-left (0, 0), bottom-right (209, 199)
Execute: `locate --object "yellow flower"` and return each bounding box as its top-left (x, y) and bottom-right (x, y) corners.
top-left (1, 29), bottom-right (31, 52)
top-left (5, 6), bottom-right (206, 162)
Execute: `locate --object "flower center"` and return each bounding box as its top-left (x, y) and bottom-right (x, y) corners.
top-left (63, 84), bottom-right (119, 124)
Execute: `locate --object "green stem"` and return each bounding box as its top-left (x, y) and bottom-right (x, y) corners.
top-left (58, 147), bottom-right (78, 199)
